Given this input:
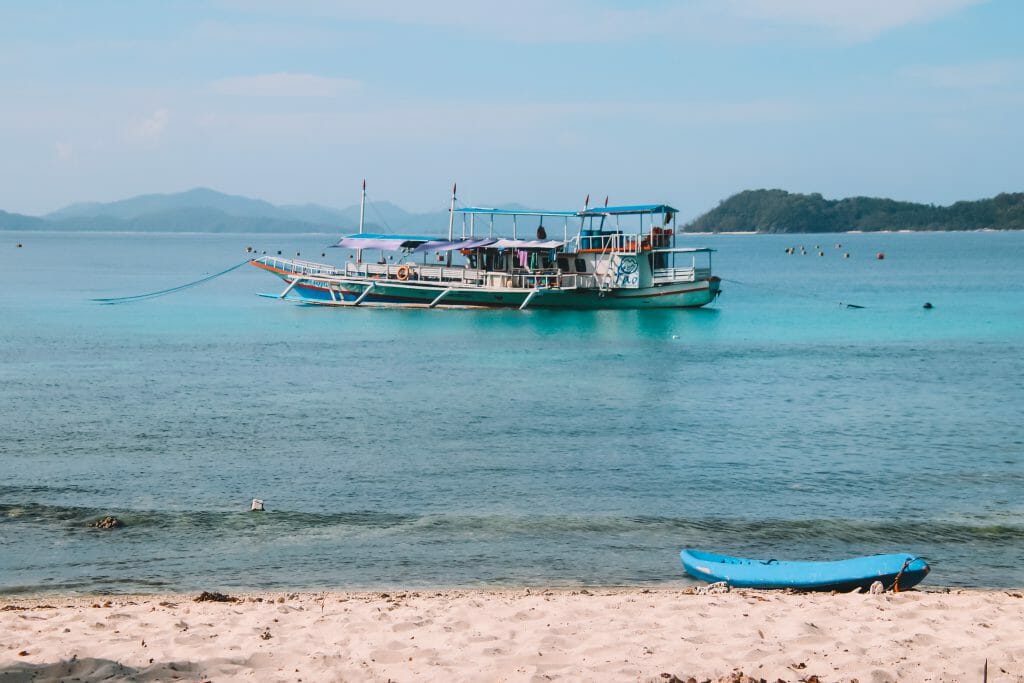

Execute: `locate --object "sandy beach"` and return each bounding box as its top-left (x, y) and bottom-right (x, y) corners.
top-left (1, 587), bottom-right (1021, 682)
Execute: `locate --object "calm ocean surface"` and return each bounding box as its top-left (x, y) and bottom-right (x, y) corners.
top-left (1, 230), bottom-right (1022, 594)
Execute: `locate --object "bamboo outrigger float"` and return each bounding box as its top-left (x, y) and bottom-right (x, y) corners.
top-left (250, 184), bottom-right (720, 310)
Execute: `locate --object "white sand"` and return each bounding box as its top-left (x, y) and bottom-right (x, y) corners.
top-left (2, 588), bottom-right (1022, 682)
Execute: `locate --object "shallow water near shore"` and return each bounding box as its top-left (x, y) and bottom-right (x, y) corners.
top-left (1, 230), bottom-right (1022, 594)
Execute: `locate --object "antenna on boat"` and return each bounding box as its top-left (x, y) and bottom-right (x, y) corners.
top-left (359, 179), bottom-right (366, 234)
top-left (581, 194), bottom-right (590, 234)
top-left (447, 182), bottom-right (456, 266)
top-left (357, 179), bottom-right (366, 264)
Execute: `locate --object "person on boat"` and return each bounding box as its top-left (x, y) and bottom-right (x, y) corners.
top-left (536, 225), bottom-right (547, 240)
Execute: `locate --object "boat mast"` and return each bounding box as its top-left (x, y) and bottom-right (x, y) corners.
top-left (447, 182), bottom-right (456, 266)
top-left (357, 179), bottom-right (366, 264)
top-left (581, 194), bottom-right (589, 237)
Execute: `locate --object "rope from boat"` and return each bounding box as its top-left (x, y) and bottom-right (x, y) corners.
top-left (720, 277), bottom-right (866, 309)
top-left (367, 199), bottom-right (394, 233)
top-left (92, 259), bottom-right (253, 304)
top-left (888, 556), bottom-right (914, 593)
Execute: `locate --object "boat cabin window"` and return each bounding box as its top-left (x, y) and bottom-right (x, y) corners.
top-left (557, 257), bottom-right (569, 271)
top-left (484, 252), bottom-right (507, 271)
top-left (574, 258), bottom-right (587, 273)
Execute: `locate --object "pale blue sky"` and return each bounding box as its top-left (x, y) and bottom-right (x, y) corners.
top-left (1, 0), bottom-right (1021, 219)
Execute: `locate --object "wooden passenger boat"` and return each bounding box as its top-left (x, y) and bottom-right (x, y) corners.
top-left (251, 184), bottom-right (720, 310)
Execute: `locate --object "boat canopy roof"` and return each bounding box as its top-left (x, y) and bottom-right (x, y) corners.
top-left (458, 205), bottom-right (678, 218)
top-left (332, 233), bottom-right (565, 252)
top-left (412, 237), bottom-right (564, 253)
top-left (455, 207), bottom-right (578, 217)
top-left (331, 233), bottom-right (438, 250)
top-left (578, 204), bottom-right (677, 216)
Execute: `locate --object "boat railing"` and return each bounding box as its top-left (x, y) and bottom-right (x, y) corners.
top-left (330, 259), bottom-right (600, 291)
top-left (268, 255), bottom-right (635, 291)
top-left (404, 265), bottom-right (491, 285)
top-left (651, 266), bottom-right (711, 284)
top-left (576, 232), bottom-right (644, 254)
top-left (504, 271), bottom-right (564, 289)
top-left (575, 228), bottom-right (678, 253)
top-left (342, 262), bottom-right (471, 282)
top-left (260, 255), bottom-right (343, 276)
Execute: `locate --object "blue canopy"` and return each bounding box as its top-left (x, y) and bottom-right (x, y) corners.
top-left (455, 207), bottom-right (577, 217)
top-left (578, 204), bottom-right (677, 216)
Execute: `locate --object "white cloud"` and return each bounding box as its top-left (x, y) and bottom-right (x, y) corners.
top-left (189, 95), bottom-right (810, 149)
top-left (217, 1), bottom-right (716, 43)
top-left (210, 73), bottom-right (360, 97)
top-left (724, 0), bottom-right (986, 41)
top-left (54, 142), bottom-right (74, 162)
top-left (221, 0), bottom-right (985, 43)
top-left (193, 20), bottom-right (344, 49)
top-left (901, 60), bottom-right (1023, 88)
top-left (126, 108), bottom-right (170, 146)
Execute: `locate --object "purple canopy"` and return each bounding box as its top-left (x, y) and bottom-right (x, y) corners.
top-left (487, 238), bottom-right (564, 250)
top-left (332, 233), bottom-right (437, 251)
top-left (411, 238), bottom-right (498, 254)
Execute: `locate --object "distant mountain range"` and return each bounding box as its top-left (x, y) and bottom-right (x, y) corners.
top-left (2, 187), bottom-right (1022, 233)
top-left (0, 187), bottom-right (453, 234)
top-left (686, 189), bottom-right (1024, 233)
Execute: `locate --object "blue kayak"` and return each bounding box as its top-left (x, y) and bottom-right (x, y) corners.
top-left (680, 549), bottom-right (930, 592)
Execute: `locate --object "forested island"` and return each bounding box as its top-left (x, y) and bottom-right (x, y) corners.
top-left (685, 189), bottom-right (1024, 233)
top-left (2, 187), bottom-right (1023, 234)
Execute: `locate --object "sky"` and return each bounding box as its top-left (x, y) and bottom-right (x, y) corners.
top-left (1, 0), bottom-right (1022, 219)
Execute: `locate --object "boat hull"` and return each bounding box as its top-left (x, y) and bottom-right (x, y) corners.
top-left (257, 267), bottom-right (720, 310)
top-left (680, 549), bottom-right (930, 592)
top-left (326, 281), bottom-right (716, 309)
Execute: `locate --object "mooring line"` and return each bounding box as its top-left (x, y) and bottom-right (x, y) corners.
top-left (719, 277), bottom-right (866, 309)
top-left (92, 258), bottom-right (253, 304)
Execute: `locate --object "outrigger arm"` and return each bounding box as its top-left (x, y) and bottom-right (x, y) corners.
top-left (278, 276), bottom-right (305, 299)
top-left (351, 281), bottom-right (376, 306)
top-left (519, 289), bottom-right (541, 310)
top-left (429, 288), bottom-right (453, 308)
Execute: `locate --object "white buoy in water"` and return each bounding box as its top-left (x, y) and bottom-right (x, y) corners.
top-left (251, 498), bottom-right (265, 512)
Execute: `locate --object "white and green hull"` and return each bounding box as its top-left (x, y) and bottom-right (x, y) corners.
top-left (254, 260), bottom-right (719, 310)
top-left (252, 235), bottom-right (720, 311)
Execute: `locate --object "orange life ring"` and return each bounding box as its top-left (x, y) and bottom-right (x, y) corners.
top-left (396, 265), bottom-right (411, 281)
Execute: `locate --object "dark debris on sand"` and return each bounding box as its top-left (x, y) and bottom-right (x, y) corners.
top-left (659, 671), bottom-right (819, 683)
top-left (194, 591), bottom-right (236, 603)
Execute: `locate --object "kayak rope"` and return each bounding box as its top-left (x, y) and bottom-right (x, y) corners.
top-left (888, 556), bottom-right (914, 593)
top-left (720, 277), bottom-right (866, 309)
top-left (92, 258), bottom-right (253, 305)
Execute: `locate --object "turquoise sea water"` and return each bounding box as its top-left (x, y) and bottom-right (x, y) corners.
top-left (1, 230), bottom-right (1022, 594)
